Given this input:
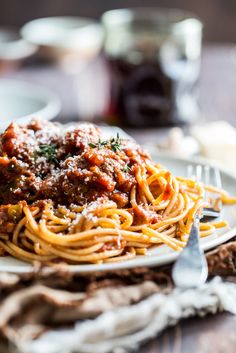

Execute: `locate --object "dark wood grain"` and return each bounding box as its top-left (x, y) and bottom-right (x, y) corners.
top-left (139, 312), bottom-right (236, 353)
top-left (2, 44), bottom-right (236, 353)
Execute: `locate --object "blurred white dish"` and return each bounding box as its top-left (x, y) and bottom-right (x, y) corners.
top-left (21, 17), bottom-right (104, 65)
top-left (0, 27), bottom-right (37, 60)
top-left (0, 80), bottom-right (61, 131)
top-left (0, 27), bottom-right (37, 74)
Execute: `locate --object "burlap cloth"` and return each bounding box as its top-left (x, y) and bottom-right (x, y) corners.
top-left (1, 239), bottom-right (236, 353)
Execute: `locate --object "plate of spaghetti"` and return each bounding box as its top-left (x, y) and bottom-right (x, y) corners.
top-left (0, 119), bottom-right (236, 273)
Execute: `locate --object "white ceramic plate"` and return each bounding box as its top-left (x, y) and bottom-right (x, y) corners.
top-left (1, 153), bottom-right (236, 274)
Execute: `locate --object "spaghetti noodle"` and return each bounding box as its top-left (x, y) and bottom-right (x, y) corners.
top-left (0, 120), bottom-right (235, 264)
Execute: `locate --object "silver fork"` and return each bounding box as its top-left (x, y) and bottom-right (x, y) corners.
top-left (172, 164), bottom-right (222, 288)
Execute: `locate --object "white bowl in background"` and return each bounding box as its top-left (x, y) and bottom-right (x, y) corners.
top-left (0, 27), bottom-right (37, 60)
top-left (0, 27), bottom-right (38, 74)
top-left (21, 17), bottom-right (104, 65)
top-left (0, 79), bottom-right (61, 131)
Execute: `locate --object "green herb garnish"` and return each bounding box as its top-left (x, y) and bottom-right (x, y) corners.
top-left (34, 144), bottom-right (58, 163)
top-left (88, 142), bottom-right (96, 148)
top-left (110, 133), bottom-right (122, 153)
top-left (88, 138), bottom-right (108, 149)
top-left (123, 163), bottom-right (131, 173)
top-left (88, 133), bottom-right (122, 152)
top-left (97, 138), bottom-right (108, 149)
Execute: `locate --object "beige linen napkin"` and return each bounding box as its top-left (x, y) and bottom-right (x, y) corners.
top-left (1, 240), bottom-right (236, 353)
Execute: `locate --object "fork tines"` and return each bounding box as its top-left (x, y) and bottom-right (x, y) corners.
top-left (187, 164), bottom-right (222, 220)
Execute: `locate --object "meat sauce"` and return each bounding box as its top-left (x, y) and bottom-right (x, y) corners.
top-left (0, 120), bottom-right (151, 211)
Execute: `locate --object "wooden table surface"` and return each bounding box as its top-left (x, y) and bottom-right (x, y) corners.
top-left (3, 44), bottom-right (236, 353)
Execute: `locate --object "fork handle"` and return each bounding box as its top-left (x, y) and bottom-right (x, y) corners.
top-left (172, 215), bottom-right (208, 288)
top-left (187, 215), bottom-right (200, 247)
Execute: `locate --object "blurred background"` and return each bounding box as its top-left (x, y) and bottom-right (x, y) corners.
top-left (1, 0), bottom-right (236, 42)
top-left (1, 0), bottom-right (236, 166)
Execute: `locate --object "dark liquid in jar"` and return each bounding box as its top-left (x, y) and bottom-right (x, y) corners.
top-left (105, 56), bottom-right (197, 127)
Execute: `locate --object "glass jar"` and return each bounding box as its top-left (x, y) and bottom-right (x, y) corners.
top-left (102, 8), bottom-right (203, 127)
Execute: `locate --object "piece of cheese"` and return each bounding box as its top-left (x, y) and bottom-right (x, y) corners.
top-left (191, 121), bottom-right (236, 175)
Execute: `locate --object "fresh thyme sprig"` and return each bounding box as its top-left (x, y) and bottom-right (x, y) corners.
top-left (88, 138), bottom-right (108, 150)
top-left (88, 133), bottom-right (122, 153)
top-left (110, 133), bottom-right (122, 152)
top-left (34, 144), bottom-right (58, 163)
top-left (88, 142), bottom-right (96, 148)
top-left (123, 163), bottom-right (131, 173)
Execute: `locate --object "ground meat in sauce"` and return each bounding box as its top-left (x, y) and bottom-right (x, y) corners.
top-left (0, 120), bottom-right (151, 210)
